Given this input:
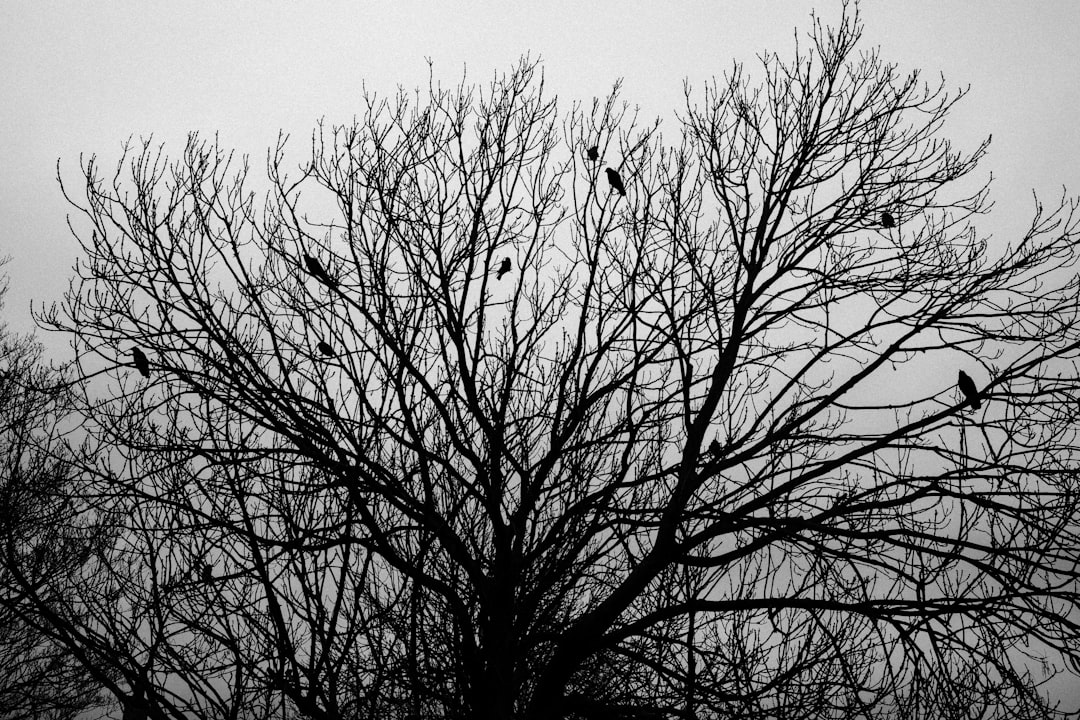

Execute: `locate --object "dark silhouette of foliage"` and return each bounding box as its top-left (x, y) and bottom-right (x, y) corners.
top-left (22, 6), bottom-right (1080, 720)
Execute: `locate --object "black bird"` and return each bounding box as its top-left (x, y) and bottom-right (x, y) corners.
top-left (586, 145), bottom-right (599, 161)
top-left (957, 370), bottom-right (981, 409)
top-left (316, 341), bottom-right (334, 357)
top-left (881, 211), bottom-right (896, 229)
top-left (605, 167), bottom-right (626, 196)
top-left (497, 257), bottom-right (512, 279)
top-left (201, 562), bottom-right (213, 583)
top-left (303, 253), bottom-right (338, 288)
top-left (709, 439), bottom-right (721, 457)
top-left (131, 348), bottom-right (150, 378)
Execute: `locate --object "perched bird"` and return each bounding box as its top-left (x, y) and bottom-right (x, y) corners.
top-left (586, 145), bottom-right (599, 161)
top-left (497, 257), bottom-right (512, 279)
top-left (957, 370), bottom-right (981, 410)
top-left (316, 341), bottom-right (334, 357)
top-left (709, 439), bottom-right (721, 457)
top-left (131, 348), bottom-right (151, 378)
top-left (881, 211), bottom-right (896, 229)
top-left (605, 167), bottom-right (626, 196)
top-left (303, 253), bottom-right (338, 288)
top-left (201, 562), bottom-right (213, 583)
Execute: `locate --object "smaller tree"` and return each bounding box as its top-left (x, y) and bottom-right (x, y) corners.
top-left (0, 269), bottom-right (106, 720)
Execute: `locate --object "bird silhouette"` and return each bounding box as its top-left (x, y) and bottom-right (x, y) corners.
top-left (709, 439), bottom-right (721, 457)
top-left (881, 211), bottom-right (896, 229)
top-left (497, 258), bottom-right (512, 279)
top-left (605, 167), bottom-right (626, 196)
top-left (586, 145), bottom-right (599, 161)
top-left (201, 562), bottom-right (213, 583)
top-left (131, 348), bottom-right (150, 378)
top-left (317, 341), bottom-right (334, 357)
top-left (957, 370), bottom-right (981, 409)
top-left (303, 254), bottom-right (338, 288)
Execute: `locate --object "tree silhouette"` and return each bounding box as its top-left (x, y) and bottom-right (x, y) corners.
top-left (0, 272), bottom-right (106, 719)
top-left (30, 7), bottom-right (1080, 720)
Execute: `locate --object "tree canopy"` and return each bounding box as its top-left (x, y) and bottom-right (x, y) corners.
top-left (0, 270), bottom-right (105, 720)
top-left (20, 6), bottom-right (1080, 719)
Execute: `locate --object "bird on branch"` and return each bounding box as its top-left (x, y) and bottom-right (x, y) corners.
top-left (605, 167), bottom-right (626, 196)
top-left (131, 348), bottom-right (150, 378)
top-left (303, 253), bottom-right (338, 288)
top-left (317, 341), bottom-right (334, 357)
top-left (497, 258), bottom-right (512, 279)
top-left (957, 370), bottom-right (981, 409)
top-left (881, 211), bottom-right (896, 229)
top-left (586, 145), bottom-right (599, 161)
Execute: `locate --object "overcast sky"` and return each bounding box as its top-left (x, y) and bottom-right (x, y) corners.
top-left (2, 1), bottom-right (1079, 349)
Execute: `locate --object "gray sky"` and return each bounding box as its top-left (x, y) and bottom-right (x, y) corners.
top-left (2, 0), bottom-right (1079, 346)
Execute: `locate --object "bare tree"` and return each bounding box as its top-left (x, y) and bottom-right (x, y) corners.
top-left (0, 270), bottom-right (107, 720)
top-left (31, 6), bottom-right (1080, 719)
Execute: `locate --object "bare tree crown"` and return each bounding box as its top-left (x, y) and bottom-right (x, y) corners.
top-left (24, 7), bottom-right (1080, 720)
